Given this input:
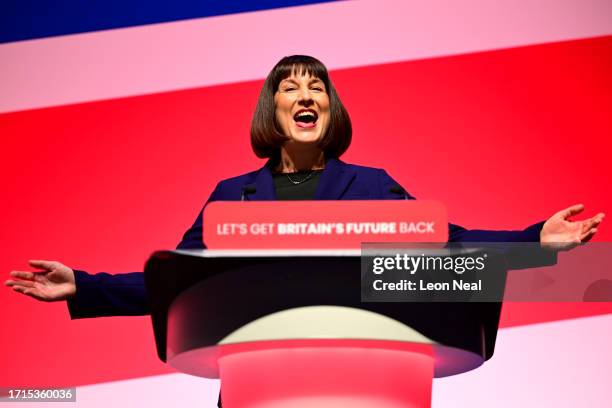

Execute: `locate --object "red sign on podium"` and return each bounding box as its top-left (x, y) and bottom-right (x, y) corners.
top-left (203, 200), bottom-right (447, 249)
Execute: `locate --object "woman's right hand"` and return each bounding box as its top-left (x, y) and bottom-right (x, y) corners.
top-left (5, 260), bottom-right (76, 301)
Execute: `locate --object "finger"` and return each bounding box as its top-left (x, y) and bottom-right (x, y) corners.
top-left (581, 228), bottom-right (597, 243)
top-left (12, 285), bottom-right (34, 295)
top-left (10, 271), bottom-right (35, 280)
top-left (559, 204), bottom-right (584, 219)
top-left (12, 285), bottom-right (44, 300)
top-left (28, 260), bottom-right (58, 270)
top-left (580, 215), bottom-right (603, 233)
top-left (12, 285), bottom-right (26, 293)
top-left (5, 279), bottom-right (35, 288)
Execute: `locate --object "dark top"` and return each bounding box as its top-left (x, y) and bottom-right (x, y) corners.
top-left (273, 170), bottom-right (323, 200)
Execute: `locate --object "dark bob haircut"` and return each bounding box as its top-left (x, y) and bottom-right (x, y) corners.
top-left (250, 55), bottom-right (352, 159)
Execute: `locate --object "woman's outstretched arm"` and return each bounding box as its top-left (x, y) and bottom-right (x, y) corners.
top-left (5, 184), bottom-right (221, 318)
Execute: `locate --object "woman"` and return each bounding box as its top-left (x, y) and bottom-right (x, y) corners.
top-left (5, 55), bottom-right (605, 317)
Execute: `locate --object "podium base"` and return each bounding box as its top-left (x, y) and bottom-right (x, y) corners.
top-left (218, 339), bottom-right (434, 408)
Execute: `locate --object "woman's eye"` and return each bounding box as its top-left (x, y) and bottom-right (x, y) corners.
top-left (311, 87), bottom-right (323, 92)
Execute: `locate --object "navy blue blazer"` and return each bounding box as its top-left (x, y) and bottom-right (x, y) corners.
top-left (68, 159), bottom-right (545, 318)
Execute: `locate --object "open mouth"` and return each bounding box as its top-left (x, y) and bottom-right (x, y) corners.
top-left (293, 109), bottom-right (318, 128)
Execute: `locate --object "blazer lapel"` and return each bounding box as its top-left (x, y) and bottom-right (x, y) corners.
top-left (314, 158), bottom-right (356, 200)
top-left (244, 162), bottom-right (276, 200)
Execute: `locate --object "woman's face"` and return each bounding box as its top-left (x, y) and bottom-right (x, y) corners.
top-left (274, 73), bottom-right (330, 145)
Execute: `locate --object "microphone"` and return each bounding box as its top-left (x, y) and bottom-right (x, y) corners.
top-left (389, 185), bottom-right (409, 200)
top-left (241, 186), bottom-right (257, 201)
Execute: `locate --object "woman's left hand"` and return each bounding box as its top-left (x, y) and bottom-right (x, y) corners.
top-left (540, 204), bottom-right (605, 250)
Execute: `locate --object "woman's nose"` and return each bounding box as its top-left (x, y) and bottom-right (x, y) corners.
top-left (298, 89), bottom-right (314, 105)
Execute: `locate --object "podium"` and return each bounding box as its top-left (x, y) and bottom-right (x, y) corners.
top-left (144, 248), bottom-right (506, 407)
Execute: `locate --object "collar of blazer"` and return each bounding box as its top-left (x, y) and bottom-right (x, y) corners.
top-left (242, 158), bottom-right (357, 201)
